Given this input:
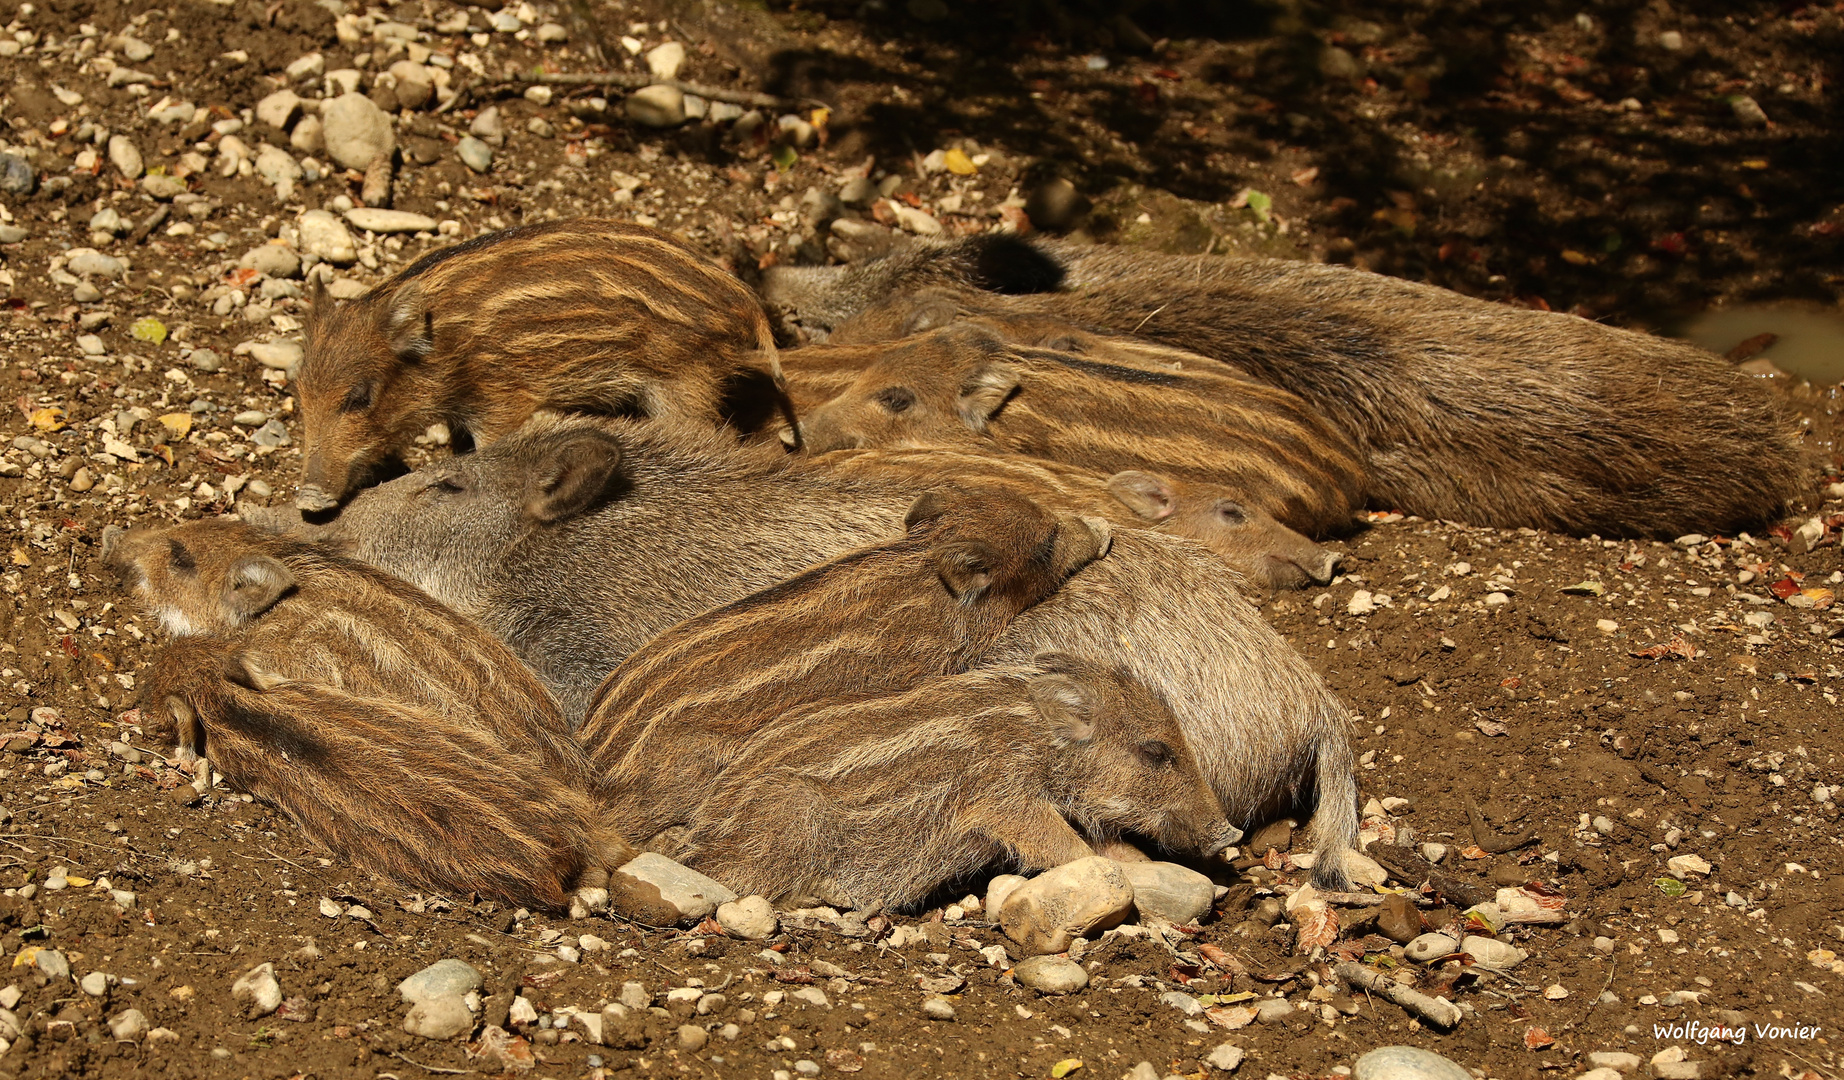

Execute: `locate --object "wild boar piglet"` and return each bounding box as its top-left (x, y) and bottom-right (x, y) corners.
top-left (677, 654), bottom-right (1241, 913)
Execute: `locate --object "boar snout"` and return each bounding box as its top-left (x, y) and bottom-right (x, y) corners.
top-left (1205, 820), bottom-right (1244, 858)
top-left (295, 483), bottom-right (340, 513)
top-left (99, 524), bottom-right (126, 568)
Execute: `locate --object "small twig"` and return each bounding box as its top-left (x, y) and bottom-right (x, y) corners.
top-left (1565, 954), bottom-right (1616, 1032)
top-left (436, 70), bottom-right (818, 115)
top-left (129, 205), bottom-right (169, 245)
top-left (1313, 891), bottom-right (1435, 908)
top-left (1335, 961), bottom-right (1463, 1030)
top-left (1130, 302), bottom-right (1171, 334)
top-left (388, 1049), bottom-right (470, 1075)
top-left (1499, 910), bottom-right (1568, 925)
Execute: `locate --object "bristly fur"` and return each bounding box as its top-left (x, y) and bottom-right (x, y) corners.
top-left (782, 323), bottom-right (1368, 538)
top-left (294, 218), bottom-right (790, 509)
top-left (808, 447), bottom-right (1340, 590)
top-left (268, 416), bottom-right (1362, 886)
top-left (675, 659), bottom-right (1236, 913)
top-left (579, 485), bottom-right (1111, 846)
top-left (141, 637), bottom-right (629, 911)
top-left (760, 239), bottom-right (1808, 538)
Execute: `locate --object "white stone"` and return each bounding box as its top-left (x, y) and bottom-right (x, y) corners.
top-left (1588, 1052), bottom-right (1642, 1072)
top-left (986, 874), bottom-right (1026, 916)
top-left (1118, 861), bottom-right (1213, 925)
top-left (1352, 1046), bottom-right (1474, 1080)
top-left (1460, 935), bottom-right (1527, 971)
top-left (1666, 854), bottom-right (1712, 878)
top-left (345, 208), bottom-right (437, 234)
top-left (646, 41), bottom-right (686, 80)
top-left (297, 209), bottom-right (357, 264)
top-left (404, 996), bottom-right (473, 1040)
top-left (247, 340), bottom-right (304, 371)
top-left (256, 90), bottom-right (302, 130)
top-left (388, 60), bottom-right (434, 110)
top-left (613, 852), bottom-right (737, 924)
top-left (398, 959), bottom-right (483, 1005)
top-left (108, 135), bottom-right (144, 179)
top-left (254, 145), bottom-right (303, 185)
top-left (109, 1008), bottom-right (149, 1041)
top-left (320, 93), bottom-right (395, 171)
top-left (626, 85), bottom-right (686, 127)
top-left (716, 895), bottom-right (778, 940)
top-left (998, 857), bottom-right (1134, 956)
top-left (1011, 955), bottom-right (1088, 994)
top-left (1206, 1043), bottom-right (1245, 1072)
top-left (1347, 589), bottom-right (1377, 615)
top-left (1404, 932), bottom-right (1460, 963)
top-left (230, 963), bottom-right (282, 1018)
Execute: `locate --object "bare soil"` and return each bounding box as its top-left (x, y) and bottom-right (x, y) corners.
top-left (1, 2), bottom-right (1842, 1079)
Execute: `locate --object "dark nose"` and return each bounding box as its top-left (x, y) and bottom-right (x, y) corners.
top-left (1205, 821), bottom-right (1245, 858)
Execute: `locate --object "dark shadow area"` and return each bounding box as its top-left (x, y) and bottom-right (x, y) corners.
top-left (737, 0), bottom-right (1842, 321)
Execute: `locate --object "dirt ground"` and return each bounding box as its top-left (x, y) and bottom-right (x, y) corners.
top-left (1, 1), bottom-right (1842, 1078)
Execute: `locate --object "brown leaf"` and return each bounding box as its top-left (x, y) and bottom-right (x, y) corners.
top-left (1291, 900), bottom-right (1339, 955)
top-left (826, 1049), bottom-right (865, 1073)
top-left (1524, 1025), bottom-right (1555, 1050)
top-left (1205, 1005), bottom-right (1258, 1030)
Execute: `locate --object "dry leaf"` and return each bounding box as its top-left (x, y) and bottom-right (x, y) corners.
top-left (1524, 1025), bottom-right (1555, 1050)
top-left (1291, 899), bottom-right (1339, 954)
top-left (158, 413), bottom-right (192, 439)
top-left (1205, 1005), bottom-right (1258, 1030)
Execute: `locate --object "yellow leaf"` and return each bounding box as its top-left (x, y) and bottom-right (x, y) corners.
top-left (65, 876), bottom-right (92, 887)
top-left (30, 407), bottom-right (66, 432)
top-left (1050, 1060), bottom-right (1082, 1078)
top-left (1741, 158), bottom-right (1769, 169)
top-left (943, 148), bottom-right (976, 175)
top-left (12, 946), bottom-right (41, 969)
top-left (131, 317), bottom-right (168, 344)
top-left (1560, 249), bottom-right (1594, 265)
top-left (809, 106), bottom-right (831, 131)
top-left (158, 413), bottom-right (192, 439)
top-left (9, 548), bottom-right (29, 568)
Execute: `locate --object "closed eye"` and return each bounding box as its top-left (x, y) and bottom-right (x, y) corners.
top-left (874, 386), bottom-right (917, 414)
top-left (1136, 740), bottom-right (1175, 767)
top-left (340, 381), bottom-right (376, 413)
top-left (1215, 501), bottom-right (1248, 526)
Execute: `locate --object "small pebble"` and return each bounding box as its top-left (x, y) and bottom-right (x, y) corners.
top-left (921, 997), bottom-right (955, 1021)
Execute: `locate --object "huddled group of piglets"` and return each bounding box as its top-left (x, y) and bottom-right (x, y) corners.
top-left (100, 220), bottom-right (1804, 920)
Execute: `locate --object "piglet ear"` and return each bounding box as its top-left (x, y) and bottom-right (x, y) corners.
top-left (160, 694), bottom-right (205, 761)
top-left (525, 430), bottom-right (626, 523)
top-left (904, 491), bottom-right (950, 534)
top-left (1030, 672), bottom-right (1098, 744)
top-left (221, 555), bottom-right (295, 624)
top-left (1105, 470), bottom-right (1178, 522)
top-left (222, 651), bottom-right (287, 692)
top-left (933, 540), bottom-right (996, 601)
top-left (382, 279), bottom-right (434, 362)
top-left (955, 362), bottom-right (1022, 433)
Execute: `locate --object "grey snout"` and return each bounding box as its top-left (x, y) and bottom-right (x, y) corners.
top-left (1206, 822), bottom-right (1245, 858)
top-left (98, 524), bottom-right (126, 567)
top-left (295, 484), bottom-right (340, 513)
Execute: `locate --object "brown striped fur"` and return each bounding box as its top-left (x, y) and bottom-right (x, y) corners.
top-left (296, 219), bottom-right (789, 511)
top-left (783, 324), bottom-right (1367, 537)
top-left (674, 657), bottom-right (1239, 912)
top-left (811, 447), bottom-right (1340, 589)
top-left (100, 519), bottom-right (588, 787)
top-left (140, 637), bottom-right (628, 912)
top-left (580, 485), bottom-right (1112, 846)
top-left (264, 418), bottom-right (1360, 889)
top-left (761, 237), bottom-right (1807, 538)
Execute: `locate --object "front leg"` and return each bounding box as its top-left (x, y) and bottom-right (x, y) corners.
top-left (976, 800), bottom-right (1096, 872)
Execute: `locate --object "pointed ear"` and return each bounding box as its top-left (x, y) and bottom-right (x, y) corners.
top-left (933, 539), bottom-right (996, 601)
top-left (1106, 470), bottom-right (1178, 521)
top-left (305, 275), bottom-right (331, 339)
top-left (956, 362), bottom-right (1021, 433)
top-left (900, 298), bottom-right (960, 337)
top-left (1030, 672), bottom-right (1098, 744)
top-left (904, 491), bottom-right (950, 534)
top-left (382, 279), bottom-right (434, 362)
top-left (221, 555), bottom-right (295, 624)
top-left (162, 694), bottom-right (204, 760)
top-left (222, 651), bottom-right (287, 692)
top-left (524, 431), bottom-right (625, 523)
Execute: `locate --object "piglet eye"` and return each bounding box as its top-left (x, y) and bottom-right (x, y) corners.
top-left (340, 381), bottom-right (376, 413)
top-left (1215, 501), bottom-right (1248, 526)
top-left (874, 387), bottom-right (917, 414)
top-left (1137, 740), bottom-right (1175, 766)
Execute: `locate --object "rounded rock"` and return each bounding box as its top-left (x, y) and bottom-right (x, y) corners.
top-left (626, 85), bottom-right (686, 128)
top-left (998, 856), bottom-right (1134, 956)
top-left (107, 135), bottom-right (144, 180)
top-left (404, 996), bottom-right (474, 1040)
top-left (389, 61), bottom-right (434, 110)
top-left (1118, 861), bottom-right (1214, 925)
top-left (110, 1008), bottom-right (149, 1041)
top-left (297, 209), bottom-right (357, 265)
top-left (256, 90), bottom-right (302, 131)
top-left (1460, 935), bottom-right (1528, 971)
top-left (456, 136), bottom-right (493, 173)
top-left (1024, 177), bottom-right (1088, 231)
top-left (345, 208), bottom-right (438, 234)
top-left (716, 895), bottom-right (778, 940)
top-left (1011, 955), bottom-right (1088, 995)
top-left (244, 246), bottom-right (302, 280)
top-left (1352, 1046), bottom-right (1474, 1080)
top-left (0, 153), bottom-right (35, 196)
top-left (921, 997), bottom-right (955, 1021)
top-left (230, 962), bottom-right (282, 1018)
top-left (677, 1023), bottom-right (707, 1051)
top-left (397, 959), bottom-right (483, 1006)
top-left (1404, 932), bottom-right (1460, 963)
top-left (320, 93), bottom-right (396, 171)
